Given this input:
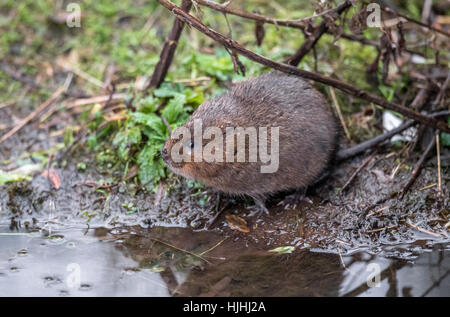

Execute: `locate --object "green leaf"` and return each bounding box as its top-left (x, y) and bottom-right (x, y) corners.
top-left (268, 246), bottom-right (295, 254)
top-left (161, 93), bottom-right (187, 124)
top-left (87, 135), bottom-right (98, 149)
top-left (184, 88), bottom-right (205, 106)
top-left (64, 126), bottom-right (74, 146)
top-left (378, 85), bottom-right (395, 102)
top-left (137, 143), bottom-right (166, 190)
top-left (112, 126), bottom-right (142, 160)
top-left (131, 112), bottom-right (167, 140)
top-left (132, 112), bottom-right (163, 129)
top-left (442, 132), bottom-right (450, 147)
top-left (0, 171), bottom-right (32, 185)
top-left (136, 95), bottom-right (159, 113)
top-left (154, 83), bottom-right (178, 98)
top-left (441, 117), bottom-right (450, 148)
top-left (181, 52), bottom-right (234, 81)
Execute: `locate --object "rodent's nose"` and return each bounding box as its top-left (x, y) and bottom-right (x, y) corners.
top-left (161, 148), bottom-right (169, 161)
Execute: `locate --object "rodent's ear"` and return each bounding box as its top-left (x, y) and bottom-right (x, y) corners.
top-left (218, 121), bottom-right (235, 134)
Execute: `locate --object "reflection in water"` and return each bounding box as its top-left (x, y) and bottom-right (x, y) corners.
top-left (340, 250), bottom-right (450, 296)
top-left (0, 226), bottom-right (169, 296)
top-left (0, 225), bottom-right (448, 296)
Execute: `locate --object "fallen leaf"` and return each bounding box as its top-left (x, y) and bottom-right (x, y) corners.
top-left (41, 169), bottom-right (61, 189)
top-left (269, 246), bottom-right (295, 254)
top-left (225, 214), bottom-right (250, 233)
top-left (371, 169), bottom-right (392, 184)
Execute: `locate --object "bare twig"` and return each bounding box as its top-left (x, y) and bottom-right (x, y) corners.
top-left (420, 269), bottom-right (450, 297)
top-left (285, 1), bottom-right (352, 66)
top-left (383, 6), bottom-right (450, 37)
top-left (406, 220), bottom-right (446, 238)
top-left (400, 133), bottom-right (436, 198)
top-left (58, 62), bottom-right (106, 89)
top-left (367, 206), bottom-right (389, 217)
top-left (336, 109), bottom-right (450, 161)
top-left (418, 183), bottom-right (436, 191)
top-left (196, 0), bottom-right (424, 57)
top-left (340, 153), bottom-right (375, 193)
top-left (336, 120), bottom-right (416, 161)
top-left (160, 114), bottom-right (172, 133)
top-left (410, 87), bottom-right (429, 110)
top-left (199, 237), bottom-right (228, 257)
top-left (364, 225), bottom-right (397, 233)
top-left (0, 86), bottom-right (65, 145)
top-left (341, 32), bottom-right (423, 57)
top-left (147, 0), bottom-right (192, 89)
top-left (150, 237), bottom-right (211, 264)
top-left (156, 0), bottom-right (450, 133)
top-left (193, 0), bottom-right (309, 29)
top-left (66, 93), bottom-right (127, 109)
top-left (421, 0), bottom-right (433, 25)
top-left (432, 72), bottom-right (450, 109)
top-left (330, 86), bottom-right (351, 140)
top-left (436, 134), bottom-right (441, 196)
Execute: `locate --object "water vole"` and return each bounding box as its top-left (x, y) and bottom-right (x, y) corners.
top-left (161, 71), bottom-right (338, 200)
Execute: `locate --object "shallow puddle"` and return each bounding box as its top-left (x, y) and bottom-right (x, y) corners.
top-left (1, 224), bottom-right (448, 297)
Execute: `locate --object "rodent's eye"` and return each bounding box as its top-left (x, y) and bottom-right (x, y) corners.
top-left (183, 140), bottom-right (195, 155)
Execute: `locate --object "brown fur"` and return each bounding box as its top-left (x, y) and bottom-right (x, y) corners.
top-left (161, 71), bottom-right (338, 197)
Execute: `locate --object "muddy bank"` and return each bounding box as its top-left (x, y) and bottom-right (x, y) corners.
top-left (1, 104), bottom-right (449, 298)
top-left (1, 55), bottom-right (449, 261)
top-left (1, 147), bottom-right (448, 259)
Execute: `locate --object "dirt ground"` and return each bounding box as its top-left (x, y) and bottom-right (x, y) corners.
top-left (1, 104), bottom-right (449, 261)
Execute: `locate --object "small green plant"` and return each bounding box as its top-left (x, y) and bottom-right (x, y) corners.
top-left (441, 117), bottom-right (450, 148)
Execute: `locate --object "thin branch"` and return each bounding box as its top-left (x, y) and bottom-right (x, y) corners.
top-left (196, 0), bottom-right (366, 56)
top-left (399, 132), bottom-right (436, 198)
top-left (383, 6), bottom-right (450, 38)
top-left (338, 121), bottom-right (416, 161)
top-left (432, 72), bottom-right (450, 109)
top-left (193, 0), bottom-right (309, 29)
top-left (330, 86), bottom-right (351, 140)
top-left (340, 153), bottom-right (375, 193)
top-left (336, 110), bottom-right (450, 161)
top-left (150, 237), bottom-right (211, 264)
top-left (436, 134), bottom-right (442, 196)
top-left (66, 93), bottom-right (127, 109)
top-left (147, 0), bottom-right (192, 89)
top-left (196, 0), bottom-right (423, 60)
top-left (406, 220), bottom-right (446, 238)
top-left (194, 1), bottom-right (425, 57)
top-left (226, 1), bottom-right (432, 60)
top-left (285, 1), bottom-right (352, 66)
top-left (156, 0), bottom-right (450, 133)
top-left (341, 32), bottom-right (424, 57)
top-left (0, 86), bottom-right (65, 145)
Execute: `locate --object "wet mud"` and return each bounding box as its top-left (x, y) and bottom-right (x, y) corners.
top-left (0, 107), bottom-right (449, 296)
